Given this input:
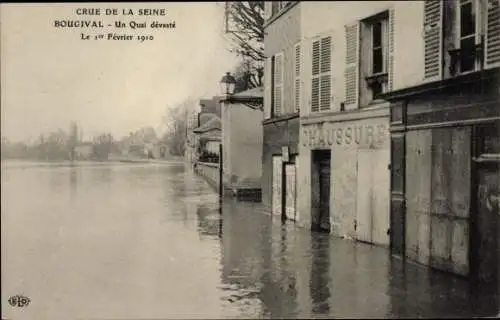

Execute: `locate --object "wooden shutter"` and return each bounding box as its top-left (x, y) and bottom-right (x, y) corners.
top-left (264, 56), bottom-right (272, 119)
top-left (423, 0), bottom-right (443, 81)
top-left (387, 8), bottom-right (395, 92)
top-left (485, 0), bottom-right (500, 69)
top-left (320, 36), bottom-right (332, 111)
top-left (344, 23), bottom-right (360, 110)
top-left (311, 39), bottom-right (321, 112)
top-left (294, 43), bottom-right (301, 112)
top-left (274, 53), bottom-right (283, 116)
top-left (311, 36), bottom-right (332, 113)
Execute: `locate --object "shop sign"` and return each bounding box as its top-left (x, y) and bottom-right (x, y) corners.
top-left (302, 122), bottom-right (388, 148)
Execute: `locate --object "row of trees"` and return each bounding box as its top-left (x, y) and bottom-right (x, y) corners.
top-left (1, 122), bottom-right (118, 161)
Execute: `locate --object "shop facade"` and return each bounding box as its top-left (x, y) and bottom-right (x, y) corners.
top-left (297, 105), bottom-right (391, 246)
top-left (383, 69), bottom-right (500, 283)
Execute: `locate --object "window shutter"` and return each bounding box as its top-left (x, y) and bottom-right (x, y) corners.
top-left (423, 0), bottom-right (443, 81)
top-left (387, 8), bottom-right (395, 92)
top-left (311, 39), bottom-right (321, 112)
top-left (294, 43), bottom-right (301, 112)
top-left (274, 53), bottom-right (283, 116)
top-left (264, 57), bottom-right (272, 119)
top-left (344, 23), bottom-right (360, 110)
top-left (485, 0), bottom-right (500, 69)
top-left (320, 36), bottom-right (332, 111)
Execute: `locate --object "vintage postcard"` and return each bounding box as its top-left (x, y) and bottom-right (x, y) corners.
top-left (1, 1), bottom-right (499, 319)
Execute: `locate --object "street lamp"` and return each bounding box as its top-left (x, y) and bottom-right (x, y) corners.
top-left (219, 72), bottom-right (236, 96)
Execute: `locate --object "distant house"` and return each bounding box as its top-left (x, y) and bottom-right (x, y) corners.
top-left (193, 113), bottom-right (221, 163)
top-left (74, 142), bottom-right (93, 160)
top-left (186, 98), bottom-right (222, 165)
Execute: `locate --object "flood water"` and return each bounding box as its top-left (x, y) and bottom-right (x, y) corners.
top-left (1, 160), bottom-right (499, 319)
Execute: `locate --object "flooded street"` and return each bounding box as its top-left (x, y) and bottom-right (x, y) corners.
top-left (2, 161), bottom-right (499, 319)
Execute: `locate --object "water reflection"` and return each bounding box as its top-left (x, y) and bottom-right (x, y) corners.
top-left (3, 160), bottom-right (499, 319)
top-left (309, 233), bottom-right (331, 315)
top-left (196, 204), bottom-right (221, 239)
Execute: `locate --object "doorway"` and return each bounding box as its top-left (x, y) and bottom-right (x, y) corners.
top-left (312, 150), bottom-right (331, 232)
top-left (272, 155), bottom-right (283, 217)
top-left (284, 156), bottom-right (297, 222)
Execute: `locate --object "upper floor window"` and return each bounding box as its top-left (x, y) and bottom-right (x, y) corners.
top-left (423, 0), bottom-right (500, 81)
top-left (294, 43), bottom-right (301, 112)
top-left (452, 0), bottom-right (484, 73)
top-left (272, 52), bottom-right (284, 117)
top-left (344, 9), bottom-right (395, 110)
top-left (311, 36), bottom-right (332, 112)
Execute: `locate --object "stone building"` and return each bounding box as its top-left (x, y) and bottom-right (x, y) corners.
top-left (379, 0), bottom-right (500, 283)
top-left (262, 1), bottom-right (301, 220)
top-left (287, 0), bottom-right (499, 285)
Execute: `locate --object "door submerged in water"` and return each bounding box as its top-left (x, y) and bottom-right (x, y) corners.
top-left (284, 162), bottom-right (297, 221)
top-left (473, 162), bottom-right (499, 284)
top-left (312, 150), bottom-right (331, 232)
top-left (272, 155), bottom-right (283, 217)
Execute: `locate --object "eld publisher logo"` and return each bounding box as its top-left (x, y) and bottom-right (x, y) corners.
top-left (8, 295), bottom-right (30, 308)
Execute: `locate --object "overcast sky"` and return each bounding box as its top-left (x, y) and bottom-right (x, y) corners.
top-left (1, 3), bottom-right (239, 142)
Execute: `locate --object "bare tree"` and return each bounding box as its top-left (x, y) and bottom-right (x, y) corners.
top-left (225, 1), bottom-right (264, 89)
top-left (161, 99), bottom-right (197, 156)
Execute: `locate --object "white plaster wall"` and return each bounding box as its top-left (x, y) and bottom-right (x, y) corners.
top-left (224, 102), bottom-right (263, 184)
top-left (298, 113), bottom-right (390, 244)
top-left (300, 1), bottom-right (425, 116)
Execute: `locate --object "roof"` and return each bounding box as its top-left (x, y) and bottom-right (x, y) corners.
top-left (199, 113), bottom-right (217, 127)
top-left (219, 86), bottom-right (264, 103)
top-left (233, 87), bottom-right (264, 99)
top-left (199, 130), bottom-right (221, 141)
top-left (193, 115), bottom-right (221, 133)
top-left (199, 98), bottom-right (221, 117)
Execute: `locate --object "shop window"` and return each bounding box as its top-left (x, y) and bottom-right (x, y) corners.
top-left (475, 123), bottom-right (500, 160)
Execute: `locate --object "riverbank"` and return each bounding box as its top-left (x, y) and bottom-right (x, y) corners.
top-left (1, 157), bottom-right (185, 169)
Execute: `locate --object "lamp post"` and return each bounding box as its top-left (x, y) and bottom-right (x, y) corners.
top-left (217, 72), bottom-right (236, 214)
top-left (219, 71), bottom-right (236, 97)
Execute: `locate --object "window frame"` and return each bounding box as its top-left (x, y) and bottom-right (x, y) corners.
top-left (361, 11), bottom-right (390, 102)
top-left (449, 0), bottom-right (485, 75)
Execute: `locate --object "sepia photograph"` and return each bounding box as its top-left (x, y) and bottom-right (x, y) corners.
top-left (1, 1), bottom-right (499, 319)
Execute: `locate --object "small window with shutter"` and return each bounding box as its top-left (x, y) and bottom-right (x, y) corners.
top-left (484, 0), bottom-right (500, 69)
top-left (273, 52), bottom-right (284, 117)
top-left (311, 36), bottom-right (332, 113)
top-left (294, 42), bottom-right (301, 112)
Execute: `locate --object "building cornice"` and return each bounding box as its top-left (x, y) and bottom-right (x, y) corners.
top-left (301, 104), bottom-right (390, 125)
top-left (379, 67), bottom-right (500, 102)
top-left (263, 112), bottom-right (299, 125)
